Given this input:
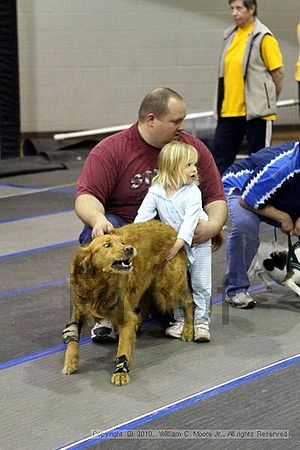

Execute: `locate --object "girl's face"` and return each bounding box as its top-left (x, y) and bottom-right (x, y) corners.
top-left (183, 159), bottom-right (198, 184)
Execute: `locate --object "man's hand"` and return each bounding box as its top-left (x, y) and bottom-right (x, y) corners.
top-left (92, 216), bottom-right (114, 238)
top-left (240, 199), bottom-right (295, 235)
top-left (75, 194), bottom-right (114, 238)
top-left (292, 217), bottom-right (300, 236)
top-left (279, 213), bottom-right (294, 234)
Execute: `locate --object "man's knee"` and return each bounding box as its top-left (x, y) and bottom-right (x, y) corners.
top-left (231, 219), bottom-right (258, 237)
top-left (230, 211), bottom-right (260, 239)
top-left (79, 225), bottom-right (92, 245)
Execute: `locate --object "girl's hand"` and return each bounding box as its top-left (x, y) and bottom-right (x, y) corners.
top-left (165, 246), bottom-right (179, 261)
top-left (165, 239), bottom-right (185, 261)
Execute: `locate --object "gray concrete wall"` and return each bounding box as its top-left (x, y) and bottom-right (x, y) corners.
top-left (17, 0), bottom-right (300, 132)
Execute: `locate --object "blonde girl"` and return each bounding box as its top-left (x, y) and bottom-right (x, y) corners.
top-left (134, 141), bottom-right (212, 342)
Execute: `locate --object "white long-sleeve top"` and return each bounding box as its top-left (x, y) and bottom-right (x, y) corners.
top-left (134, 183), bottom-right (208, 246)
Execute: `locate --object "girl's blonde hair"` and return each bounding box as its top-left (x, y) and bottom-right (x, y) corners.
top-left (152, 141), bottom-right (199, 190)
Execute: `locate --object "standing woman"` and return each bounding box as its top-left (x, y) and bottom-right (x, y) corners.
top-left (296, 21), bottom-right (300, 116)
top-left (212, 0), bottom-right (284, 174)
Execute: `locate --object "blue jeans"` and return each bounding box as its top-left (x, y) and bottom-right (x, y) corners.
top-left (224, 195), bottom-right (280, 297)
top-left (79, 213), bottom-right (128, 244)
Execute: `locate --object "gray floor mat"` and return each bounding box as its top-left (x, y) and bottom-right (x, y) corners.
top-left (0, 246), bottom-right (76, 293)
top-left (0, 163), bottom-right (82, 188)
top-left (0, 190), bottom-right (75, 221)
top-left (2, 298), bottom-right (300, 450)
top-left (1, 167), bottom-right (300, 450)
top-left (89, 362), bottom-right (300, 450)
top-left (0, 155), bottom-right (67, 177)
top-left (0, 210), bottom-right (82, 257)
top-left (1, 283), bottom-right (71, 361)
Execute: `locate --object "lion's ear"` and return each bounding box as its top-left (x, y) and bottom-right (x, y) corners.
top-left (71, 246), bottom-right (93, 275)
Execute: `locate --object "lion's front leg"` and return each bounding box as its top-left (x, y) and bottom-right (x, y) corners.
top-left (62, 340), bottom-right (79, 374)
top-left (111, 310), bottom-right (138, 386)
top-left (62, 318), bottom-right (82, 375)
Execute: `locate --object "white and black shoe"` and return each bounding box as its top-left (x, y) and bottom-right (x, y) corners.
top-left (91, 319), bottom-right (117, 343)
top-left (165, 320), bottom-right (184, 339)
top-left (225, 292), bottom-right (256, 309)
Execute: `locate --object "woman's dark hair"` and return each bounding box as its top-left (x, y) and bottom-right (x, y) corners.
top-left (229, 0), bottom-right (257, 16)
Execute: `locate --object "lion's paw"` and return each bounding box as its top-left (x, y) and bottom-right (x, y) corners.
top-left (62, 356), bottom-right (79, 375)
top-left (111, 372), bottom-right (130, 386)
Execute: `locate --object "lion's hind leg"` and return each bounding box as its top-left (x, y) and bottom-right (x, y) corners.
top-left (155, 261), bottom-right (194, 342)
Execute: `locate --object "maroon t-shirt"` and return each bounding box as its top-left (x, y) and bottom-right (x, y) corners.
top-left (76, 123), bottom-right (225, 222)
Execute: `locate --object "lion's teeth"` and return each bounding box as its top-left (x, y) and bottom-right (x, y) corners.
top-left (121, 261), bottom-right (132, 267)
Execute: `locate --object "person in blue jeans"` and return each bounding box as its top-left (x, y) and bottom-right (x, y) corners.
top-left (222, 141), bottom-right (300, 308)
top-left (75, 87), bottom-right (227, 342)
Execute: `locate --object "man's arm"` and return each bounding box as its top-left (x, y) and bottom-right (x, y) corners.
top-left (193, 200), bottom-right (227, 245)
top-left (75, 194), bottom-right (114, 237)
top-left (293, 217), bottom-right (300, 236)
top-left (239, 198), bottom-right (294, 233)
top-left (270, 66), bottom-right (284, 99)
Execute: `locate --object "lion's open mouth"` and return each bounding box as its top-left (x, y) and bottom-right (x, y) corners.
top-left (111, 258), bottom-right (133, 272)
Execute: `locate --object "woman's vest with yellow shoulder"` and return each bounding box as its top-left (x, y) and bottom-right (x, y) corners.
top-left (216, 19), bottom-right (277, 121)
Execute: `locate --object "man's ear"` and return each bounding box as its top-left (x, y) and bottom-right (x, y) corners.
top-left (146, 112), bottom-right (156, 127)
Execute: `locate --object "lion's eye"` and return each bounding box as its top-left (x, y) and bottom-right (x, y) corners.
top-left (103, 242), bottom-right (112, 248)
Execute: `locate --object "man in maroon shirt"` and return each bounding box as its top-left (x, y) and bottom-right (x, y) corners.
top-left (76, 87), bottom-right (227, 342)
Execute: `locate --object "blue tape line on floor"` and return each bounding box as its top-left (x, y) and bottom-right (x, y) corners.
top-left (0, 240), bottom-right (78, 261)
top-left (0, 279), bottom-right (67, 300)
top-left (0, 337), bottom-right (90, 370)
top-left (0, 208), bottom-right (74, 224)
